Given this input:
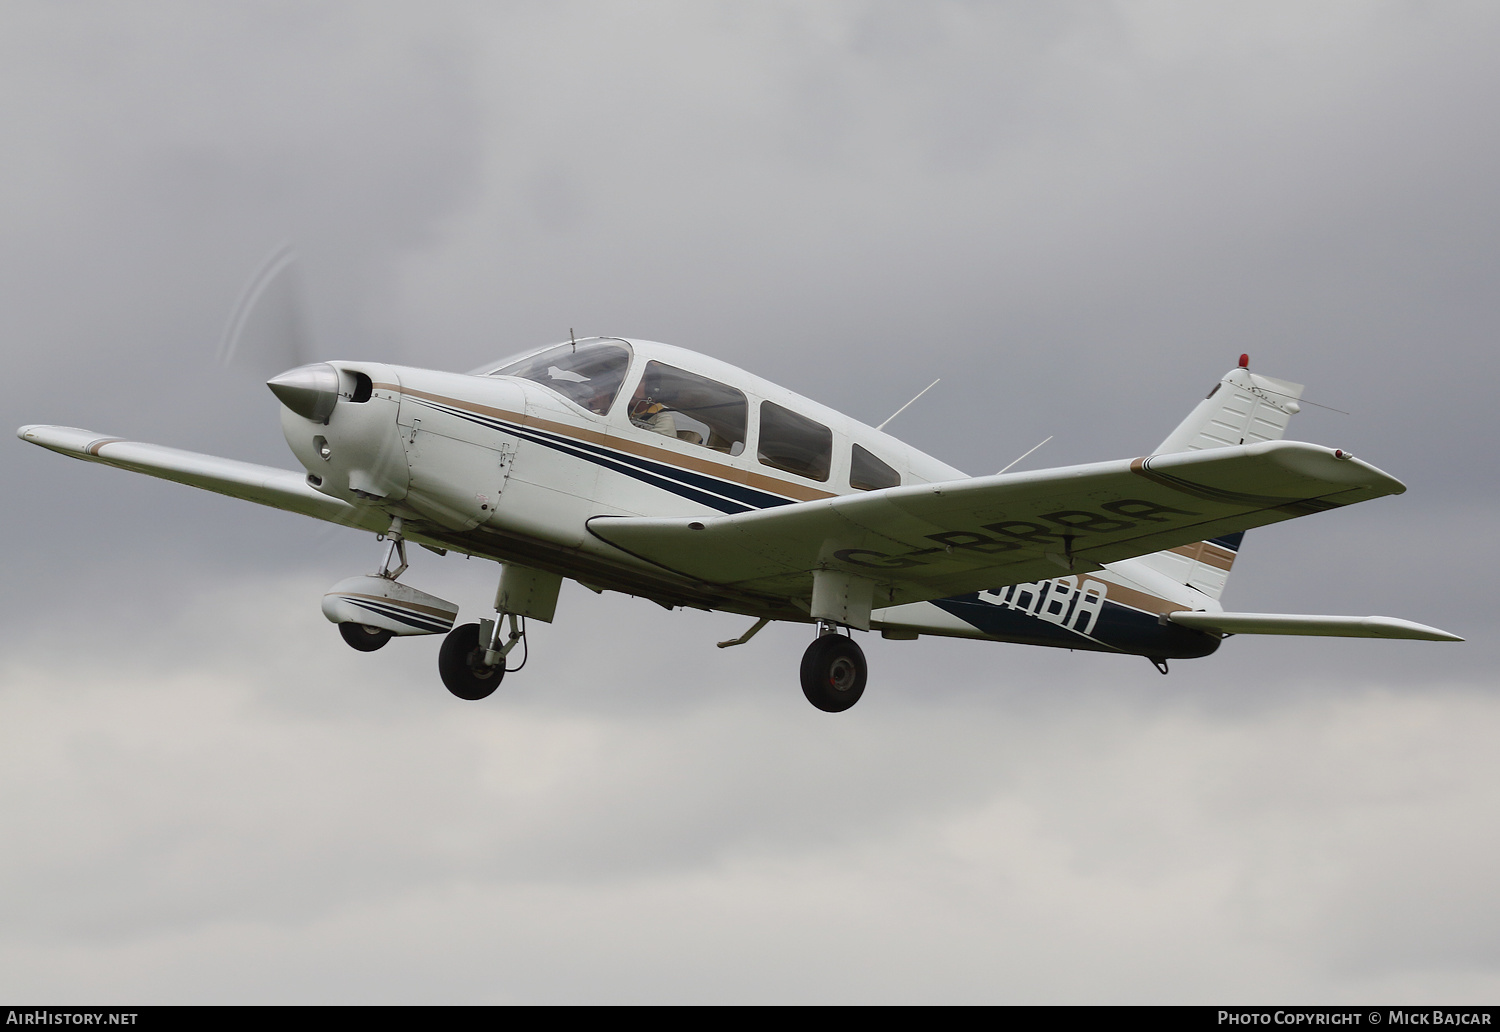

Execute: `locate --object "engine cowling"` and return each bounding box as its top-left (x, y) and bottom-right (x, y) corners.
top-left (272, 362), bottom-right (410, 503)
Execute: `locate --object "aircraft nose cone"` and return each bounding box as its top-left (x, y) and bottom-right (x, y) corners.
top-left (267, 362), bottom-right (340, 422)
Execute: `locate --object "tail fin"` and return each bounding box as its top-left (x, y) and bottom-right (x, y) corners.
top-left (1154, 356), bottom-right (1305, 454)
top-left (1132, 357), bottom-right (1305, 600)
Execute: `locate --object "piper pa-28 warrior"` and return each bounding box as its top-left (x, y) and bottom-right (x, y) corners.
top-left (19, 339), bottom-right (1461, 711)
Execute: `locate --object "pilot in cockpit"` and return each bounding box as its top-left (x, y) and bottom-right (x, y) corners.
top-left (628, 381), bottom-right (678, 439)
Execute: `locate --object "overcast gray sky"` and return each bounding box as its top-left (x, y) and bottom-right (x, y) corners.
top-left (3, 1), bottom-right (1498, 1003)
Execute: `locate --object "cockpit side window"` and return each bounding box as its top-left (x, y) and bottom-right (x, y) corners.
top-left (486, 340), bottom-right (632, 416)
top-left (629, 361), bottom-right (747, 455)
top-left (758, 401), bottom-right (832, 482)
top-left (850, 444), bottom-right (900, 491)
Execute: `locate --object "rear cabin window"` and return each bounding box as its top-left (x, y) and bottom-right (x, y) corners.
top-left (850, 444), bottom-right (900, 491)
top-left (758, 401), bottom-right (832, 482)
top-left (486, 340), bottom-right (631, 416)
top-left (628, 361), bottom-right (747, 455)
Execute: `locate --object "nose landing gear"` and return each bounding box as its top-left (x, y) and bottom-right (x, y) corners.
top-left (323, 519), bottom-right (462, 651)
top-left (339, 622), bottom-right (392, 652)
top-left (800, 623), bottom-right (867, 713)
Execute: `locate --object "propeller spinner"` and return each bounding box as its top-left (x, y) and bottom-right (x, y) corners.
top-left (267, 362), bottom-right (341, 423)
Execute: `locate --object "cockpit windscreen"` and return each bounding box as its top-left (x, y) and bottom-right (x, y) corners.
top-left (483, 340), bottom-right (632, 415)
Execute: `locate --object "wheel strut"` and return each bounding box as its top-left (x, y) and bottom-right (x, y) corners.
top-left (376, 517), bottom-right (408, 580)
top-left (477, 612), bottom-right (527, 671)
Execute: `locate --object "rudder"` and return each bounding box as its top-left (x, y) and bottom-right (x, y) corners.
top-left (1132, 358), bottom-right (1304, 600)
top-left (1155, 356), bottom-right (1304, 454)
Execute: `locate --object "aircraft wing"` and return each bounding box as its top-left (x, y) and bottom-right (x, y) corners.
top-left (16, 424), bottom-right (387, 533)
top-left (586, 440), bottom-right (1406, 609)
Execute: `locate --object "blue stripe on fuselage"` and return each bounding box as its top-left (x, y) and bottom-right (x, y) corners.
top-left (409, 398), bottom-right (797, 514)
top-left (932, 594), bottom-right (1221, 659)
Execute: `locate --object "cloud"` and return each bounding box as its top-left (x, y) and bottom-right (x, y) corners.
top-left (1, 575), bottom-right (1496, 1002)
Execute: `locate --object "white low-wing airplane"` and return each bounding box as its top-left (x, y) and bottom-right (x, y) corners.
top-left (18, 339), bottom-right (1460, 710)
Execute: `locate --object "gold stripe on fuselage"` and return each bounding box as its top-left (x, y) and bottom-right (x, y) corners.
top-left (1092, 579), bottom-right (1189, 618)
top-left (1166, 540), bottom-right (1237, 571)
top-left (374, 382), bottom-right (839, 504)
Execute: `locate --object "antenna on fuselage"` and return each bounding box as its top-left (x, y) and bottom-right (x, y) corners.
top-left (875, 378), bottom-right (941, 432)
top-left (570, 328), bottom-right (577, 352)
top-left (996, 436), bottom-right (1053, 475)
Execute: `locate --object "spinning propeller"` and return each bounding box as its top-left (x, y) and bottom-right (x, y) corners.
top-left (219, 244), bottom-right (342, 422)
top-left (219, 241), bottom-right (314, 381)
top-left (219, 244), bottom-right (406, 535)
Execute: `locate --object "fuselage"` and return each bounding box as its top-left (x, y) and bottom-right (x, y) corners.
top-left (281, 338), bottom-right (1221, 661)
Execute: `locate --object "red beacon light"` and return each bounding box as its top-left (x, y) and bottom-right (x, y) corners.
top-left (1239, 353), bottom-right (1250, 369)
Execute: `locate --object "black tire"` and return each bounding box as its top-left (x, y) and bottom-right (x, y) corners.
top-left (799, 634), bottom-right (867, 713)
top-left (340, 622), bottom-right (392, 652)
top-left (438, 622), bottom-right (505, 700)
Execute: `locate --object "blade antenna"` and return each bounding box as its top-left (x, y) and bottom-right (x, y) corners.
top-left (996, 435), bottom-right (1052, 475)
top-left (875, 378), bottom-right (941, 432)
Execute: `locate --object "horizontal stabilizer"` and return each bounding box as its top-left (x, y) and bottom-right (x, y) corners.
top-left (1168, 611), bottom-right (1462, 641)
top-left (16, 424), bottom-right (386, 533)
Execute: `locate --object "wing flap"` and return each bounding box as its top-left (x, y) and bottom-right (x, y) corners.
top-left (1168, 611), bottom-right (1462, 641)
top-left (587, 441), bottom-right (1406, 607)
top-left (17, 424), bottom-right (385, 531)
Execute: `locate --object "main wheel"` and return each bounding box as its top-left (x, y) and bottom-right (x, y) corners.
top-left (339, 622), bottom-right (392, 652)
top-left (438, 622), bottom-right (505, 700)
top-left (800, 634), bottom-right (867, 712)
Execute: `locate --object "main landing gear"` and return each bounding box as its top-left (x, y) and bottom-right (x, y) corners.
top-left (436, 563), bottom-right (557, 702)
top-left (799, 622), bottom-right (867, 713)
top-left (438, 614), bottom-right (526, 701)
top-left (718, 615), bottom-right (869, 712)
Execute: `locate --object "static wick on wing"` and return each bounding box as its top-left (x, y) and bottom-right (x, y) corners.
top-left (875, 378), bottom-right (941, 432)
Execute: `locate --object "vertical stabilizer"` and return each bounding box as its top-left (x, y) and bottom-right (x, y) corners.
top-left (1129, 359), bottom-right (1305, 601)
top-left (1155, 360), bottom-right (1304, 455)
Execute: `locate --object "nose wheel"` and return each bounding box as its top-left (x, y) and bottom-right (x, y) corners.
top-left (800, 631), bottom-right (867, 712)
top-left (339, 623), bottom-right (392, 652)
top-left (335, 518), bottom-right (410, 653)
